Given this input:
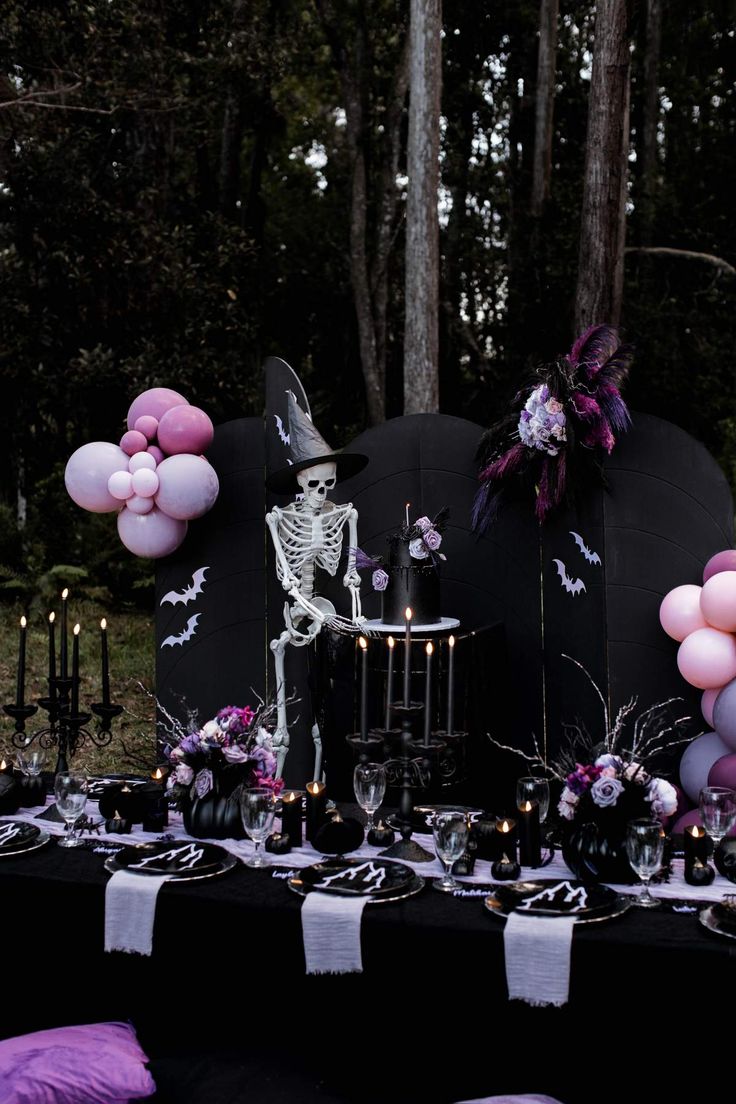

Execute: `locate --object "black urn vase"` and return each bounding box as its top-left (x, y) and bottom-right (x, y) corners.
top-left (561, 818), bottom-right (634, 884)
top-left (182, 771), bottom-right (247, 840)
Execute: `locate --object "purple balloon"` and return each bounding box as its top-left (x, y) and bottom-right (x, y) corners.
top-left (127, 387), bottom-right (189, 431)
top-left (154, 454), bottom-right (219, 520)
top-left (65, 442), bottom-right (130, 513)
top-left (147, 446), bottom-right (165, 465)
top-left (672, 808), bottom-right (704, 834)
top-left (703, 549), bottom-right (736, 583)
top-left (120, 430), bottom-right (148, 457)
top-left (117, 506), bottom-right (187, 558)
top-left (133, 415), bottom-right (159, 441)
top-left (702, 687), bottom-right (722, 728)
top-left (679, 731), bottom-right (731, 802)
top-left (157, 405), bottom-right (214, 456)
top-left (713, 678), bottom-right (736, 750)
top-left (708, 752), bottom-right (736, 790)
top-left (126, 495), bottom-right (154, 516)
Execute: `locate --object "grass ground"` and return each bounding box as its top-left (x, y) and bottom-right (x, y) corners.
top-left (0, 602), bottom-right (156, 774)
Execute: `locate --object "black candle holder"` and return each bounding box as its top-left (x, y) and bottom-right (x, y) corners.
top-left (378, 702), bottom-right (434, 864)
top-left (345, 731), bottom-right (385, 765)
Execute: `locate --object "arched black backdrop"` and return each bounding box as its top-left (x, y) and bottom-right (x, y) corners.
top-left (156, 393), bottom-right (733, 800)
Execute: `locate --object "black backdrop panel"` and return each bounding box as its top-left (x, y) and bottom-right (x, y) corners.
top-left (155, 418), bottom-right (266, 743)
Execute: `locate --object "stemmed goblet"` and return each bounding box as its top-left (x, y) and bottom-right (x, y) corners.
top-left (353, 762), bottom-right (386, 837)
top-left (240, 787), bottom-right (276, 868)
top-left (432, 809), bottom-right (469, 893)
top-left (54, 771), bottom-right (89, 848)
top-left (699, 786), bottom-right (736, 866)
top-left (625, 818), bottom-right (664, 908)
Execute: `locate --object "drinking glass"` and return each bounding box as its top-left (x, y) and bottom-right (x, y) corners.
top-left (432, 809), bottom-right (469, 893)
top-left (240, 787), bottom-right (276, 868)
top-left (625, 818), bottom-right (664, 908)
top-left (17, 747), bottom-right (46, 777)
top-left (699, 786), bottom-right (736, 862)
top-left (54, 771), bottom-right (89, 848)
top-left (353, 762), bottom-right (386, 836)
top-left (516, 777), bottom-right (550, 824)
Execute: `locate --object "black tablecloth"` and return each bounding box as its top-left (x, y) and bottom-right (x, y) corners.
top-left (2, 837), bottom-right (733, 1104)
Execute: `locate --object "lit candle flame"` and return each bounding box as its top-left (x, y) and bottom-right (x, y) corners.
top-left (449, 634), bottom-right (455, 648)
top-left (62, 588), bottom-right (69, 600)
top-left (501, 820), bottom-right (511, 833)
top-left (100, 618), bottom-right (107, 630)
top-left (153, 767), bottom-right (164, 782)
top-left (358, 636), bottom-right (367, 650)
top-left (49, 612), bottom-right (55, 624)
top-left (426, 641), bottom-right (433, 656)
top-left (387, 635), bottom-right (395, 649)
top-left (0, 760), bottom-right (8, 771)
top-left (405, 607), bottom-right (413, 621)
top-left (692, 826), bottom-right (702, 838)
top-left (307, 781), bottom-right (324, 795)
top-left (73, 623), bottom-right (80, 636)
top-left (523, 800), bottom-right (532, 813)
top-left (285, 791), bottom-right (297, 802)
top-left (20, 616), bottom-right (26, 629)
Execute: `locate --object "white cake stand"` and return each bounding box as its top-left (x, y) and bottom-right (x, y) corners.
top-left (362, 616), bottom-right (460, 634)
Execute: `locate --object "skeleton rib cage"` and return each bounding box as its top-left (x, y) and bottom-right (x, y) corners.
top-left (271, 502), bottom-right (353, 599)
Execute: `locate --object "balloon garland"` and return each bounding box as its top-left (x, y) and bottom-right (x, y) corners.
top-left (64, 388), bottom-right (219, 559)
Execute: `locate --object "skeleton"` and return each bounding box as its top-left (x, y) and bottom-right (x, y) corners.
top-left (266, 460), bottom-right (364, 778)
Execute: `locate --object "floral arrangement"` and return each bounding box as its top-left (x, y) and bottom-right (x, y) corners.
top-left (473, 324), bottom-right (633, 527)
top-left (164, 703), bottom-right (283, 808)
top-left (557, 754), bottom-right (678, 827)
top-left (351, 507), bottom-right (449, 592)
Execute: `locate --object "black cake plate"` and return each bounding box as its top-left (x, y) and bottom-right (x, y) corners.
top-left (484, 878), bottom-right (631, 924)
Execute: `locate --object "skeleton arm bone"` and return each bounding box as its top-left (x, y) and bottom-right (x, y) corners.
top-left (342, 507), bottom-right (364, 623)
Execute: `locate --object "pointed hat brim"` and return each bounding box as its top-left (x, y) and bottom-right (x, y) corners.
top-left (267, 450), bottom-right (368, 495)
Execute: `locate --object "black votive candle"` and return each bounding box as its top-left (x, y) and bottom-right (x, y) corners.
top-left (518, 799), bottom-right (542, 868)
top-left (140, 780), bottom-right (168, 832)
top-left (305, 781), bottom-right (327, 844)
top-left (281, 790), bottom-right (303, 848)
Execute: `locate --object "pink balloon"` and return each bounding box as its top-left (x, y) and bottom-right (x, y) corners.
top-left (120, 430), bottom-right (148, 457)
top-left (126, 495), bottom-right (154, 515)
top-left (708, 753), bottom-right (736, 790)
top-left (117, 506), bottom-right (187, 558)
top-left (672, 808), bottom-right (704, 834)
top-left (147, 446), bottom-right (165, 465)
top-left (155, 454), bottom-right (219, 520)
top-left (679, 731), bottom-right (731, 801)
top-left (702, 687), bottom-right (722, 728)
top-left (131, 468), bottom-right (159, 498)
top-left (127, 387), bottom-right (189, 431)
top-left (704, 549), bottom-right (736, 583)
top-left (134, 415), bottom-right (159, 441)
top-left (108, 471), bottom-right (133, 501)
top-left (701, 571), bottom-right (736, 632)
top-left (129, 452), bottom-right (157, 473)
top-left (65, 442), bottom-right (130, 513)
top-left (157, 405), bottom-right (214, 456)
top-left (659, 584), bottom-right (708, 641)
top-left (677, 627), bottom-right (736, 689)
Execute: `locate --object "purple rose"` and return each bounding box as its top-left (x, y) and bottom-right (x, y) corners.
top-left (251, 745), bottom-right (277, 777)
top-left (409, 538), bottom-right (429, 560)
top-left (590, 776), bottom-right (624, 808)
top-left (222, 744), bottom-right (249, 764)
top-left (372, 568), bottom-right (389, 592)
top-left (414, 516), bottom-right (432, 532)
top-left (179, 732), bottom-right (202, 755)
top-left (423, 528), bottom-right (442, 552)
top-left (194, 768), bottom-right (213, 798)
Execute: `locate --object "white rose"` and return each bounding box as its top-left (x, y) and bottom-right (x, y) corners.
top-left (647, 777), bottom-right (678, 819)
top-left (558, 787), bottom-right (579, 821)
top-left (174, 764), bottom-right (194, 786)
top-left (201, 720), bottom-right (221, 742)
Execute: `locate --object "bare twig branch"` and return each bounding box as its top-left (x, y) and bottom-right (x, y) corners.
top-left (625, 246), bottom-right (736, 276)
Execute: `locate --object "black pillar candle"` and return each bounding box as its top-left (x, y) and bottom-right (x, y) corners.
top-left (305, 781), bottom-right (327, 843)
top-left (683, 823), bottom-right (710, 883)
top-left (140, 779), bottom-right (168, 832)
top-left (16, 616), bottom-right (27, 708)
top-left (494, 817), bottom-right (518, 863)
top-left (518, 799), bottom-right (542, 868)
top-left (281, 789), bottom-right (303, 847)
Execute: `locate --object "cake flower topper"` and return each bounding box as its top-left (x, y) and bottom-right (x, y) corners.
top-left (351, 506), bottom-right (449, 592)
top-left (472, 324), bottom-right (633, 528)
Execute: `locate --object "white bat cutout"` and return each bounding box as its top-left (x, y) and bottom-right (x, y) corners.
top-left (553, 559), bottom-right (586, 597)
top-left (569, 531), bottom-right (601, 566)
top-left (161, 613), bottom-right (200, 649)
top-left (274, 414), bottom-right (290, 446)
top-left (160, 566), bottom-right (210, 607)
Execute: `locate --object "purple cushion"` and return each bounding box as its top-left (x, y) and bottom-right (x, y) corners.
top-left (0, 1021), bottom-right (156, 1104)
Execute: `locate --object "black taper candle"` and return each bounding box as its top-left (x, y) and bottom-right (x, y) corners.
top-left (403, 607), bottom-right (412, 707)
top-left (423, 641), bottom-right (433, 746)
top-left (48, 612), bottom-right (56, 686)
top-left (280, 790), bottom-right (303, 848)
top-left (71, 623), bottom-right (80, 715)
top-left (305, 781), bottom-right (327, 843)
top-left (518, 799), bottom-right (542, 867)
top-left (384, 636), bottom-right (395, 730)
top-left (446, 635), bottom-right (455, 736)
top-left (100, 618), bottom-right (110, 706)
top-left (359, 636), bottom-right (368, 740)
top-left (16, 616), bottom-right (27, 708)
top-left (60, 588), bottom-right (69, 679)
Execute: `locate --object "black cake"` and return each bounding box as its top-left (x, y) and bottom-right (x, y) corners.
top-left (381, 534), bottom-right (441, 625)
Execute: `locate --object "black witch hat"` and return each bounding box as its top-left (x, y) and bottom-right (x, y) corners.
top-left (267, 391), bottom-right (368, 494)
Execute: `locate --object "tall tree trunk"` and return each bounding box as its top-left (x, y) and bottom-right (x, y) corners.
top-left (403, 0), bottom-right (442, 415)
top-left (574, 0), bottom-right (632, 334)
top-left (530, 0), bottom-right (559, 218)
top-left (219, 0), bottom-right (247, 221)
top-left (638, 0), bottom-right (662, 245)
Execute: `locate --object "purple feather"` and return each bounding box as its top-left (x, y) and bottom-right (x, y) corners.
top-left (481, 442), bottom-right (528, 482)
top-left (349, 547), bottom-right (382, 572)
top-left (582, 421), bottom-right (615, 452)
top-left (596, 383), bottom-right (631, 435)
top-left (570, 392), bottom-right (601, 421)
top-left (472, 479), bottom-right (499, 534)
top-left (568, 325), bottom-right (619, 375)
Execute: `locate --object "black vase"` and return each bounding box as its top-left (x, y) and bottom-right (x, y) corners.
top-left (561, 818), bottom-right (634, 884)
top-left (183, 778), bottom-right (246, 841)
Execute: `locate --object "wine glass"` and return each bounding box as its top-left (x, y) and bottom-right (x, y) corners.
top-left (353, 762), bottom-right (386, 837)
top-left (432, 809), bottom-right (469, 893)
top-left (54, 771), bottom-right (89, 848)
top-left (625, 818), bottom-right (664, 908)
top-left (240, 787), bottom-right (276, 868)
top-left (699, 786), bottom-right (736, 864)
top-left (516, 777), bottom-right (550, 823)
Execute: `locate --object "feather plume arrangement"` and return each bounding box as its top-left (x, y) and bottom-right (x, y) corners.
top-left (473, 325), bottom-right (633, 530)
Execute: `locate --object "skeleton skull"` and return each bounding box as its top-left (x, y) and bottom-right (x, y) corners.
top-left (296, 460), bottom-right (337, 510)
